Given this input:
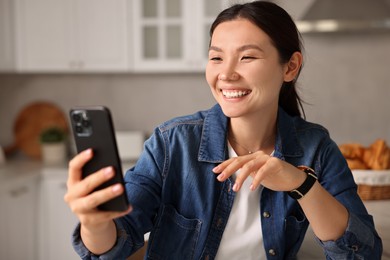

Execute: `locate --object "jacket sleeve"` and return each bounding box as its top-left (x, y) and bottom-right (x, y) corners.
top-left (316, 212), bottom-right (382, 259)
top-left (71, 220), bottom-right (130, 260)
top-left (315, 138), bottom-right (383, 259)
top-left (71, 127), bottom-right (166, 259)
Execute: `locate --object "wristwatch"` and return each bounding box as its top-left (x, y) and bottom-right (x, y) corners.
top-left (288, 166), bottom-right (318, 200)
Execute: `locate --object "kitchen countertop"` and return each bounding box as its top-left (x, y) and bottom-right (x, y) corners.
top-left (0, 159), bottom-right (43, 190)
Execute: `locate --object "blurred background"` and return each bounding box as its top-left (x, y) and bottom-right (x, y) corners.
top-left (1, 0), bottom-right (389, 147)
top-left (0, 0), bottom-right (389, 259)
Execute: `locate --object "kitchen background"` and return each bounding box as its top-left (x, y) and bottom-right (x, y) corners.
top-left (1, 0), bottom-right (390, 259)
top-left (1, 0), bottom-right (390, 148)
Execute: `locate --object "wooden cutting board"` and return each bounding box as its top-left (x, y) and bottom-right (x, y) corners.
top-left (13, 101), bottom-right (69, 159)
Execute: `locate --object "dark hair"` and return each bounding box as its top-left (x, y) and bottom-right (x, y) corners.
top-left (210, 1), bottom-right (305, 118)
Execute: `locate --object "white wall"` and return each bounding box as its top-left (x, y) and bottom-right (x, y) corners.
top-left (301, 33), bottom-right (390, 145)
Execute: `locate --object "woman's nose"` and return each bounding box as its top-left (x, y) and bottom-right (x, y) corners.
top-left (218, 63), bottom-right (239, 81)
top-left (218, 71), bottom-right (239, 81)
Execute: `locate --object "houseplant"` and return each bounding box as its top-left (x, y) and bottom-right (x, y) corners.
top-left (40, 127), bottom-right (67, 164)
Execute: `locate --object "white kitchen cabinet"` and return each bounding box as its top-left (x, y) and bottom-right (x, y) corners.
top-left (15, 0), bottom-right (129, 72)
top-left (39, 168), bottom-right (80, 260)
top-left (0, 176), bottom-right (39, 260)
top-left (132, 0), bottom-right (239, 72)
top-left (0, 0), bottom-right (15, 71)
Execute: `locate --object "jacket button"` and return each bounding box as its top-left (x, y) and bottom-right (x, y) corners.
top-left (351, 245), bottom-right (359, 251)
top-left (268, 248), bottom-right (276, 256)
top-left (263, 211), bottom-right (271, 218)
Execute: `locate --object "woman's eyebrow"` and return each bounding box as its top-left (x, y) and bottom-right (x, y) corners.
top-left (209, 46), bottom-right (222, 52)
top-left (237, 44), bottom-right (264, 52)
top-left (208, 44), bottom-right (264, 52)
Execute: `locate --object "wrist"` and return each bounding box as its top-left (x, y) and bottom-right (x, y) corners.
top-left (81, 220), bottom-right (116, 237)
top-left (81, 220), bottom-right (117, 255)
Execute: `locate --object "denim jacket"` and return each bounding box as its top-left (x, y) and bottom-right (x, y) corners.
top-left (72, 104), bottom-right (382, 260)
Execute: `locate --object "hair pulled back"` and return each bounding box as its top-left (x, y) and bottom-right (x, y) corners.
top-left (210, 1), bottom-right (305, 118)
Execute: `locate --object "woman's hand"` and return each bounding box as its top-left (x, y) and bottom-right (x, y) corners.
top-left (64, 148), bottom-right (132, 231)
top-left (213, 151), bottom-right (306, 192)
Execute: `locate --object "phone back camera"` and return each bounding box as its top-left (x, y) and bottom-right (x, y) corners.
top-left (72, 110), bottom-right (92, 137)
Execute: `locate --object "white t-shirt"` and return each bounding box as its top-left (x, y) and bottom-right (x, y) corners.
top-left (215, 145), bottom-right (267, 259)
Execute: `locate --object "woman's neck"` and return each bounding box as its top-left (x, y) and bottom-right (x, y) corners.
top-left (228, 111), bottom-right (277, 156)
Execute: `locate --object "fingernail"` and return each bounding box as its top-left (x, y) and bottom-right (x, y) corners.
top-left (112, 184), bottom-right (122, 193)
top-left (217, 173), bottom-right (225, 181)
top-left (84, 148), bottom-right (92, 156)
top-left (104, 167), bottom-right (114, 178)
top-left (250, 184), bottom-right (255, 191)
top-left (233, 183), bottom-right (240, 192)
top-left (212, 166), bottom-right (220, 173)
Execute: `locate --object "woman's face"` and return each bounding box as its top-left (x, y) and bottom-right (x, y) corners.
top-left (206, 18), bottom-right (293, 119)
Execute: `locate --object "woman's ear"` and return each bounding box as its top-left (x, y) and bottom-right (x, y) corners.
top-left (283, 51), bottom-right (303, 82)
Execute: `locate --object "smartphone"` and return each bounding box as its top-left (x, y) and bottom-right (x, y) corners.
top-left (69, 106), bottom-right (129, 211)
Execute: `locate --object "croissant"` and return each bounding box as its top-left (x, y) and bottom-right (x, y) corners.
top-left (346, 158), bottom-right (369, 170)
top-left (339, 139), bottom-right (390, 170)
top-left (363, 139), bottom-right (390, 170)
top-left (339, 143), bottom-right (365, 160)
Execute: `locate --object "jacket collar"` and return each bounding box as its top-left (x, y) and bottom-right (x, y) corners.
top-left (198, 104), bottom-right (303, 163)
top-left (198, 104), bottom-right (228, 163)
top-left (274, 108), bottom-right (303, 159)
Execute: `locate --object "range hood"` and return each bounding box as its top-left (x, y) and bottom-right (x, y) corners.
top-left (296, 0), bottom-right (390, 33)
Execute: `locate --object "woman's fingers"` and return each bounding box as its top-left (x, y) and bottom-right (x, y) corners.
top-left (213, 151), bottom-right (271, 192)
top-left (65, 149), bottom-right (133, 230)
top-left (250, 156), bottom-right (279, 191)
top-left (79, 166), bottom-right (116, 197)
top-left (65, 166), bottom-right (115, 202)
top-left (212, 157), bottom-right (235, 175)
top-left (214, 157), bottom-right (244, 181)
top-left (68, 148), bottom-right (93, 186)
top-left (68, 183), bottom-right (126, 214)
top-left (234, 153), bottom-right (269, 191)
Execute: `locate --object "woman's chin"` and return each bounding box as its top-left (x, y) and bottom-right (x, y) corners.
top-left (219, 106), bottom-right (246, 119)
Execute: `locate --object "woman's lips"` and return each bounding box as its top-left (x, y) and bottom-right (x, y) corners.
top-left (221, 89), bottom-right (251, 98)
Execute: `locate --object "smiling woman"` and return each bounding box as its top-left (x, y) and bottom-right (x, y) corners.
top-left (206, 18), bottom-right (302, 153)
top-left (65, 1), bottom-right (383, 259)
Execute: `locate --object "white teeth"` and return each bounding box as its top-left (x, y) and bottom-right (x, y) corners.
top-left (222, 90), bottom-right (251, 98)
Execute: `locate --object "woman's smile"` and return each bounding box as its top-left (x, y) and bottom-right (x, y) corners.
top-left (221, 89), bottom-right (252, 99)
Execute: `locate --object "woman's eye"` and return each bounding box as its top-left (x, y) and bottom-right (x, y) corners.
top-left (210, 57), bottom-right (222, 61)
top-left (242, 56), bottom-right (255, 60)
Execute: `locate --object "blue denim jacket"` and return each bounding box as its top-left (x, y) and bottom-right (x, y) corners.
top-left (72, 104), bottom-right (382, 259)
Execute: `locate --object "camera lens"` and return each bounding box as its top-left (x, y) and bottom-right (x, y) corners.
top-left (82, 120), bottom-right (90, 127)
top-left (75, 125), bottom-right (83, 133)
top-left (72, 113), bottom-right (81, 122)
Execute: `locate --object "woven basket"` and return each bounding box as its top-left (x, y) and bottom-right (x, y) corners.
top-left (352, 170), bottom-right (390, 200)
top-left (357, 184), bottom-right (390, 200)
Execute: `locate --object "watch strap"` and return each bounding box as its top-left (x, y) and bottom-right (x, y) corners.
top-left (288, 166), bottom-right (318, 200)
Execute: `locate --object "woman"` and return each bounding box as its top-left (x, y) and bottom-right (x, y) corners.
top-left (65, 1), bottom-right (382, 259)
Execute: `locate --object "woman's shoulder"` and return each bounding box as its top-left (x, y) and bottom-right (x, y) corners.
top-left (294, 116), bottom-right (330, 137)
top-left (278, 108), bottom-right (330, 139)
